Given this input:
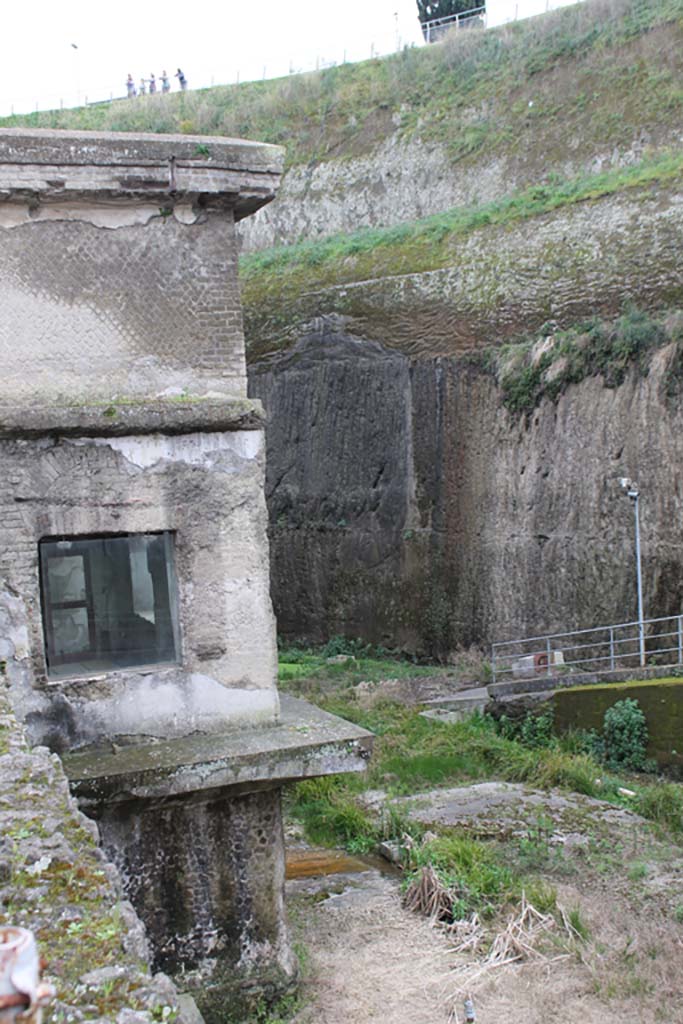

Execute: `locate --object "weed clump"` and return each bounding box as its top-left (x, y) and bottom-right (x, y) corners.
top-left (634, 783), bottom-right (683, 832)
top-left (499, 308), bottom-right (669, 415)
top-left (412, 834), bottom-right (516, 919)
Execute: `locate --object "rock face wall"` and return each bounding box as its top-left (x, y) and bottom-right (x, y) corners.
top-left (244, 182), bottom-right (683, 361)
top-left (249, 320), bottom-right (683, 651)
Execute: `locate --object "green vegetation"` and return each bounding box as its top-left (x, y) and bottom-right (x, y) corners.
top-left (6, 0), bottom-right (682, 179)
top-left (243, 153), bottom-right (683, 279)
top-left (555, 676), bottom-right (683, 772)
top-left (414, 833), bottom-right (518, 918)
top-left (282, 653), bottom-right (683, 864)
top-left (278, 639), bottom-right (443, 688)
top-left (239, 160), bottom-right (683, 351)
top-left (496, 307), bottom-right (676, 415)
top-left (283, 664), bottom-right (683, 945)
top-left (602, 698), bottom-right (651, 773)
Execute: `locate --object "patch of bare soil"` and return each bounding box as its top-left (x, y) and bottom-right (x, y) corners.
top-left (286, 800), bottom-right (683, 1024)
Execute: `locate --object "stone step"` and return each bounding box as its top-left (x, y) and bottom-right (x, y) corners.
top-left (421, 686), bottom-right (490, 711)
top-left (488, 672), bottom-right (598, 698)
top-left (495, 689), bottom-right (555, 706)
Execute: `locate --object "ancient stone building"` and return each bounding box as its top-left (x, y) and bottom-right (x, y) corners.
top-left (0, 128), bottom-right (371, 1019)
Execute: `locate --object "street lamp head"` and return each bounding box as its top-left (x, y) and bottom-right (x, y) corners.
top-left (619, 477), bottom-right (639, 500)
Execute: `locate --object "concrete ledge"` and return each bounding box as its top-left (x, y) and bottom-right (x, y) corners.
top-left (0, 128), bottom-right (284, 219)
top-left (0, 396), bottom-right (265, 438)
top-left (62, 695), bottom-right (374, 805)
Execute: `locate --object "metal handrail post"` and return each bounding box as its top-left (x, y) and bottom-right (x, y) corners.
top-left (546, 636), bottom-right (551, 674)
top-left (491, 646), bottom-right (497, 685)
top-left (678, 616), bottom-right (682, 665)
top-left (609, 627), bottom-right (615, 671)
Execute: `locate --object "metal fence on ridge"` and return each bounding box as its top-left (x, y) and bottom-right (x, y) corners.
top-left (491, 614), bottom-right (683, 685)
top-left (422, 6), bottom-right (487, 43)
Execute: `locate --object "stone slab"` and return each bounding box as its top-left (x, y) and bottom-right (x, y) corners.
top-left (419, 687), bottom-right (490, 722)
top-left (393, 781), bottom-right (643, 838)
top-left (62, 695), bottom-right (374, 805)
top-left (0, 128), bottom-right (284, 219)
top-left (0, 396), bottom-right (265, 437)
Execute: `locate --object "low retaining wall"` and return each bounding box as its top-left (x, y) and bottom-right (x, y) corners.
top-left (554, 677), bottom-right (683, 768)
top-left (0, 681), bottom-right (200, 1024)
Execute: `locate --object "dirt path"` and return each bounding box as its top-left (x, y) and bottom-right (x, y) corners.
top-left (286, 793), bottom-right (683, 1024)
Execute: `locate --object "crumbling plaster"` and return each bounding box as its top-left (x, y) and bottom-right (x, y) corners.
top-left (1, 427), bottom-right (278, 751)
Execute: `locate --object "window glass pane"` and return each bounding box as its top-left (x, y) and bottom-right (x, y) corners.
top-left (51, 607), bottom-right (90, 656)
top-left (40, 532), bottom-right (180, 679)
top-left (46, 555), bottom-right (86, 603)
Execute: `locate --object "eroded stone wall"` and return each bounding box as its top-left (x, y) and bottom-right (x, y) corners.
top-left (0, 206), bottom-right (246, 405)
top-left (0, 681), bottom-right (199, 1024)
top-left (244, 183), bottom-right (683, 361)
top-left (97, 786), bottom-right (296, 1018)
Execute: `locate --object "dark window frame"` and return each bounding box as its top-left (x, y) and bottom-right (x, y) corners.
top-left (39, 531), bottom-right (181, 680)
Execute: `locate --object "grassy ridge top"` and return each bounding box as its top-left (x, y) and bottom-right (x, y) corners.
top-left (3, 0), bottom-right (683, 171)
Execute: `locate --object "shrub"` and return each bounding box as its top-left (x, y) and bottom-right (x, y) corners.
top-left (602, 698), bottom-right (649, 772)
top-left (495, 708), bottom-right (555, 748)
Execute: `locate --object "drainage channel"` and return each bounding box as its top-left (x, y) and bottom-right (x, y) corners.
top-left (285, 847), bottom-right (400, 881)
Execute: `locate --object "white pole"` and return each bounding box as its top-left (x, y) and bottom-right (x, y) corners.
top-left (634, 491), bottom-right (645, 668)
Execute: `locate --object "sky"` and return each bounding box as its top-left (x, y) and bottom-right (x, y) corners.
top-left (0, 0), bottom-right (426, 117)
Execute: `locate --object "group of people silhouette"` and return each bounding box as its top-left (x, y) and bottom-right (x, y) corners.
top-left (126, 69), bottom-right (187, 98)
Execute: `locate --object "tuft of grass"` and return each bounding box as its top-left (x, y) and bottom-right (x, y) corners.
top-left (568, 906), bottom-right (590, 941)
top-left (290, 776), bottom-right (377, 851)
top-left (634, 783), bottom-right (683, 833)
top-left (499, 307), bottom-right (671, 415)
top-left (413, 833), bottom-right (517, 918)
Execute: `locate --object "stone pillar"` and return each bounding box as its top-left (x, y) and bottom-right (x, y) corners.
top-left (96, 785), bottom-right (297, 1019)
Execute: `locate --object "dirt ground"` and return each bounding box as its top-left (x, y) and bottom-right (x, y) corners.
top-left (285, 793), bottom-right (683, 1024)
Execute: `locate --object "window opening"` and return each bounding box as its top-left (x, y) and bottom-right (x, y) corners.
top-left (39, 532), bottom-right (180, 679)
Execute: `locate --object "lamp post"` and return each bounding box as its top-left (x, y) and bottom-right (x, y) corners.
top-left (70, 43), bottom-right (80, 107)
top-left (619, 477), bottom-right (645, 668)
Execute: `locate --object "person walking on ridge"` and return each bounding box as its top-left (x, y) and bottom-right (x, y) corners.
top-left (149, 73), bottom-right (157, 94)
top-left (161, 70), bottom-right (170, 93)
top-left (126, 74), bottom-right (136, 98)
top-left (175, 68), bottom-right (187, 90)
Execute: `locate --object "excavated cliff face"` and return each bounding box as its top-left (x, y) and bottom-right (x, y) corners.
top-left (238, 128), bottom-right (664, 254)
top-left (249, 320), bottom-right (683, 651)
top-left (244, 181), bottom-right (683, 361)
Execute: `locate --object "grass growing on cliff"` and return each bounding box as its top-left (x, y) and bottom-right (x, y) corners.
top-left (239, 152), bottom-right (683, 350)
top-left (492, 307), bottom-right (683, 415)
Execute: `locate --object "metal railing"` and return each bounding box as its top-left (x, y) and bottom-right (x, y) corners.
top-left (422, 6), bottom-right (487, 43)
top-left (491, 614), bottom-right (683, 685)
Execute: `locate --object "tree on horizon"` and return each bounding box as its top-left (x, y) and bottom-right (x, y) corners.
top-left (416, 0), bottom-right (481, 38)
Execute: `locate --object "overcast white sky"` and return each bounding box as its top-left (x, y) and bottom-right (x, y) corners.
top-left (0, 1), bottom-right (426, 117)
